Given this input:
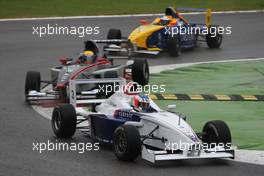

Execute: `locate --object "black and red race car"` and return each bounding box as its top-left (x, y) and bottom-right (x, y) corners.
top-left (25, 40), bottom-right (149, 105)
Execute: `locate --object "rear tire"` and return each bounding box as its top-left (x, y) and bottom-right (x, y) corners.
top-left (51, 104), bottom-right (77, 138)
top-left (202, 120), bottom-right (231, 149)
top-left (25, 71), bottom-right (41, 95)
top-left (113, 124), bottom-right (141, 161)
top-left (206, 26), bottom-right (223, 48)
top-left (167, 35), bottom-right (181, 56)
top-left (107, 29), bottom-right (122, 39)
top-left (132, 59), bottom-right (149, 86)
top-left (107, 28), bottom-right (122, 45)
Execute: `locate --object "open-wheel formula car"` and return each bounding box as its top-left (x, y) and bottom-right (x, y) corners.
top-left (51, 80), bottom-right (234, 163)
top-left (25, 40), bottom-right (149, 105)
top-left (101, 7), bottom-right (223, 57)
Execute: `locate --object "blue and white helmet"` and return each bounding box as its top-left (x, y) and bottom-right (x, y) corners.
top-left (133, 94), bottom-right (150, 111)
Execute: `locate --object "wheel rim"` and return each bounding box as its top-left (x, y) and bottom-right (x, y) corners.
top-left (53, 109), bottom-right (62, 131)
top-left (115, 132), bottom-right (127, 154)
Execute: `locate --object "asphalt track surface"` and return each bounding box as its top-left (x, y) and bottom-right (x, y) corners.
top-left (0, 12), bottom-right (264, 175)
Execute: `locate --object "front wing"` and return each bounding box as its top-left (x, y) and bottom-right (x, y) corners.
top-left (142, 146), bottom-right (234, 163)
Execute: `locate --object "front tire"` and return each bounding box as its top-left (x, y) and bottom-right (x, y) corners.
top-left (107, 28), bottom-right (122, 45)
top-left (113, 124), bottom-right (141, 161)
top-left (202, 120), bottom-right (231, 149)
top-left (167, 35), bottom-right (181, 56)
top-left (25, 71), bottom-right (41, 95)
top-left (132, 59), bottom-right (149, 86)
top-left (51, 104), bottom-right (77, 138)
top-left (206, 26), bottom-right (223, 48)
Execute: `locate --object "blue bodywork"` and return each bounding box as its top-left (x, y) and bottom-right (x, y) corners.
top-left (90, 110), bottom-right (141, 144)
top-left (146, 24), bottom-right (207, 50)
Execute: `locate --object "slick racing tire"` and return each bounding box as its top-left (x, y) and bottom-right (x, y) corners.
top-left (132, 59), bottom-right (149, 86)
top-left (52, 104), bottom-right (77, 138)
top-left (107, 28), bottom-right (122, 45)
top-left (202, 120), bottom-right (231, 149)
top-left (25, 71), bottom-right (41, 95)
top-left (113, 124), bottom-right (141, 161)
top-left (206, 26), bottom-right (223, 48)
top-left (167, 35), bottom-right (181, 56)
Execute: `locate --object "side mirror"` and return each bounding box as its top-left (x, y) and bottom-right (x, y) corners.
top-left (167, 104), bottom-right (176, 110)
top-left (140, 19), bottom-right (149, 25)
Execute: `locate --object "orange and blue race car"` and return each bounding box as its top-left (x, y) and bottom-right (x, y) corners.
top-left (100, 7), bottom-right (224, 57)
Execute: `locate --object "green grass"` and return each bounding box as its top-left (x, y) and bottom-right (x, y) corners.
top-left (0, 0), bottom-right (264, 18)
top-left (150, 61), bottom-right (264, 150)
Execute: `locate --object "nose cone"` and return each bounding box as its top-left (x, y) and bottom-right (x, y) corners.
top-left (128, 25), bottom-right (164, 48)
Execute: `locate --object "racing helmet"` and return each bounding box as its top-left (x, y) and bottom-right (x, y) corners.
top-left (132, 94), bottom-right (150, 111)
top-left (79, 50), bottom-right (95, 64)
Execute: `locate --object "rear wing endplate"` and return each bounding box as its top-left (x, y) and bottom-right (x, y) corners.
top-left (176, 8), bottom-right (212, 27)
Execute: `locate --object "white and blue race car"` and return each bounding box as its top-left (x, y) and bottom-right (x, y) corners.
top-left (51, 80), bottom-right (234, 163)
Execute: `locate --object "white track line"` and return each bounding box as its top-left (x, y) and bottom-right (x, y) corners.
top-left (150, 57), bottom-right (264, 74)
top-left (235, 150), bottom-right (264, 165)
top-left (0, 10), bottom-right (263, 22)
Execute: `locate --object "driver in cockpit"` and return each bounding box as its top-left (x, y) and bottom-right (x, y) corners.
top-left (77, 50), bottom-right (96, 64)
top-left (131, 94), bottom-right (157, 113)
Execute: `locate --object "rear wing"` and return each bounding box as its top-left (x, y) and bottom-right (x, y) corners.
top-left (176, 8), bottom-right (212, 27)
top-left (69, 78), bottom-right (126, 107)
top-left (92, 39), bottom-right (128, 44)
top-left (91, 39), bottom-right (160, 56)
